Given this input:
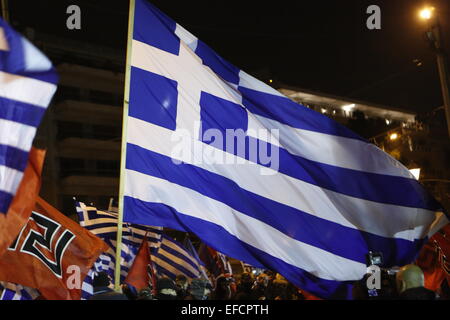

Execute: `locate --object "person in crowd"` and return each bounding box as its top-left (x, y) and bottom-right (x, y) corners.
top-left (286, 283), bottom-right (305, 300)
top-left (121, 283), bottom-right (138, 300)
top-left (267, 273), bottom-right (289, 300)
top-left (226, 273), bottom-right (237, 296)
top-left (175, 274), bottom-right (189, 300)
top-left (351, 274), bottom-right (371, 300)
top-left (89, 272), bottom-right (128, 300)
top-left (210, 275), bottom-right (233, 300)
top-left (438, 279), bottom-right (450, 300)
top-left (396, 264), bottom-right (436, 300)
top-left (234, 272), bottom-right (254, 300)
top-left (136, 287), bottom-right (154, 300)
top-left (252, 273), bottom-right (270, 300)
top-left (155, 276), bottom-right (178, 300)
top-left (185, 278), bottom-right (212, 300)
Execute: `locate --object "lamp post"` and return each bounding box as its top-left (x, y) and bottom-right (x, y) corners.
top-left (420, 7), bottom-right (450, 139)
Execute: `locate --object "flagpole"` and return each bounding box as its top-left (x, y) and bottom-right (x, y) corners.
top-left (1, 0), bottom-right (9, 23)
top-left (114, 0), bottom-right (135, 292)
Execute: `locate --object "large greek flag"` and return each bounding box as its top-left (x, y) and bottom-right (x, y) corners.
top-left (0, 18), bottom-right (58, 214)
top-left (122, 0), bottom-right (448, 298)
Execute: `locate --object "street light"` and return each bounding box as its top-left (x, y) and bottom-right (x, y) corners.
top-left (419, 7), bottom-right (434, 20)
top-left (389, 133), bottom-right (399, 141)
top-left (419, 6), bottom-right (450, 139)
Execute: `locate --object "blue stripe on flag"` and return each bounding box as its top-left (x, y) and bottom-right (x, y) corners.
top-left (0, 144), bottom-right (29, 172)
top-left (133, 0), bottom-right (178, 55)
top-left (240, 87), bottom-right (364, 141)
top-left (0, 191), bottom-right (13, 214)
top-left (125, 143), bottom-right (426, 267)
top-left (159, 242), bottom-right (199, 271)
top-left (129, 66), bottom-right (178, 131)
top-left (0, 97), bottom-right (47, 126)
top-left (154, 251), bottom-right (199, 279)
top-left (124, 196), bottom-right (354, 299)
top-left (195, 40), bottom-right (240, 85)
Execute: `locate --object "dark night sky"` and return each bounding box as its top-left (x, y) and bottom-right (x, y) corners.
top-left (9, 0), bottom-right (450, 113)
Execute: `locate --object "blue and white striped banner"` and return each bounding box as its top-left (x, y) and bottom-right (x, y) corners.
top-left (76, 201), bottom-right (162, 282)
top-left (122, 0), bottom-right (448, 299)
top-left (152, 234), bottom-right (203, 281)
top-left (0, 18), bottom-right (58, 214)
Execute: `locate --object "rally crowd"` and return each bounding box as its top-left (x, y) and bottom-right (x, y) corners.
top-left (89, 264), bottom-right (450, 300)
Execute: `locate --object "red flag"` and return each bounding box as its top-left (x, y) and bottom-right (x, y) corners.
top-left (125, 236), bottom-right (151, 291)
top-left (198, 243), bottom-right (232, 278)
top-left (417, 224), bottom-right (450, 291)
top-left (0, 147), bottom-right (45, 256)
top-left (301, 290), bottom-right (323, 300)
top-left (0, 197), bottom-right (108, 300)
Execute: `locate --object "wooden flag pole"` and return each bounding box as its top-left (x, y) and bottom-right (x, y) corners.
top-left (1, 0), bottom-right (9, 23)
top-left (114, 0), bottom-right (135, 292)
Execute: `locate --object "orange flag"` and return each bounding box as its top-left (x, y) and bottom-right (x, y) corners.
top-left (125, 236), bottom-right (151, 291)
top-left (0, 147), bottom-right (45, 256)
top-left (417, 224), bottom-right (450, 291)
top-left (0, 197), bottom-right (108, 300)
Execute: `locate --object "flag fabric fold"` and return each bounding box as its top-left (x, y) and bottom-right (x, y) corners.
top-left (0, 18), bottom-right (58, 217)
top-left (121, 0), bottom-right (448, 299)
top-left (198, 243), bottom-right (232, 280)
top-left (0, 197), bottom-right (108, 300)
top-left (124, 234), bottom-right (151, 291)
top-left (0, 147), bottom-right (45, 255)
top-left (75, 201), bottom-right (162, 283)
top-left (152, 234), bottom-right (203, 281)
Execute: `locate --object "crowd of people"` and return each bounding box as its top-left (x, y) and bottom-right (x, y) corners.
top-left (90, 270), bottom-right (306, 300)
top-left (89, 264), bottom-right (450, 300)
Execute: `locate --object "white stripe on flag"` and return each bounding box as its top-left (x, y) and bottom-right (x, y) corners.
top-left (157, 247), bottom-right (200, 277)
top-left (0, 118), bottom-right (36, 151)
top-left (247, 113), bottom-right (413, 178)
top-left (126, 116), bottom-right (437, 241)
top-left (0, 165), bottom-right (23, 195)
top-left (0, 71), bottom-right (57, 108)
top-left (163, 241), bottom-right (198, 267)
top-left (125, 169), bottom-right (366, 281)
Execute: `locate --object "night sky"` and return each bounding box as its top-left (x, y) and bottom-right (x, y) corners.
top-left (9, 0), bottom-right (450, 113)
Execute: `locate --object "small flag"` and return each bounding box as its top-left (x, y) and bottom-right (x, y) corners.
top-left (75, 201), bottom-right (162, 283)
top-left (152, 234), bottom-right (204, 281)
top-left (183, 236), bottom-right (210, 281)
top-left (125, 235), bottom-right (151, 291)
